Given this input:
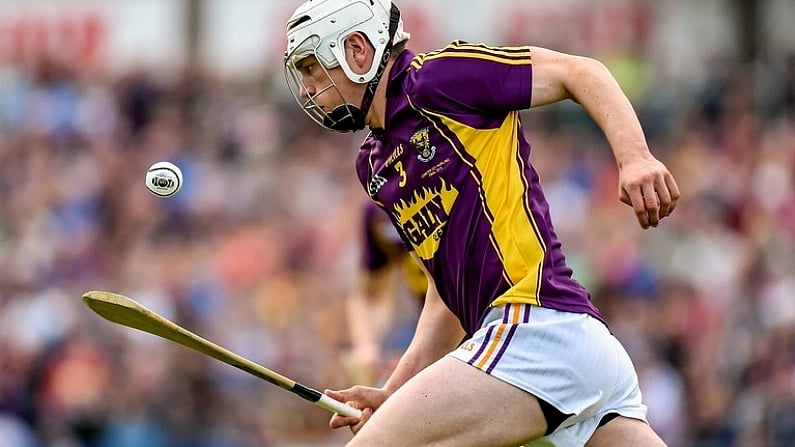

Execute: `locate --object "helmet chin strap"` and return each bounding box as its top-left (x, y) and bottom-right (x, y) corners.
top-left (322, 102), bottom-right (367, 132)
top-left (323, 4), bottom-right (401, 133)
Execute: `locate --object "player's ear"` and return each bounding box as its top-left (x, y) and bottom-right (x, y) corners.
top-left (344, 32), bottom-right (373, 75)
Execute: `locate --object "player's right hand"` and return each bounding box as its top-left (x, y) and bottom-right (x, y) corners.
top-left (618, 155), bottom-right (680, 229)
top-left (325, 386), bottom-right (390, 434)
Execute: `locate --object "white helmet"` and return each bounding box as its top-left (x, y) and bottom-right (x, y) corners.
top-left (284, 0), bottom-right (410, 132)
top-left (285, 0), bottom-right (410, 84)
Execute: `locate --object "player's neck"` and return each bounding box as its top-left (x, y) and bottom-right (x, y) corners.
top-left (366, 58), bottom-right (396, 132)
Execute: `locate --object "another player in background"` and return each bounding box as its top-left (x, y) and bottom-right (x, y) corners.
top-left (284, 0), bottom-right (680, 446)
top-left (345, 200), bottom-right (426, 386)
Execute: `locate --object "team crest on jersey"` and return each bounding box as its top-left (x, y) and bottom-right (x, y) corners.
top-left (410, 128), bottom-right (436, 162)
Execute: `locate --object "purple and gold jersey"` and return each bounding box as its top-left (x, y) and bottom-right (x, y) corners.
top-left (355, 41), bottom-right (603, 335)
top-left (361, 200), bottom-right (427, 299)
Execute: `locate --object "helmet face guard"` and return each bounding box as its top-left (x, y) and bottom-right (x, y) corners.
top-left (284, 0), bottom-right (405, 133)
top-left (284, 36), bottom-right (367, 132)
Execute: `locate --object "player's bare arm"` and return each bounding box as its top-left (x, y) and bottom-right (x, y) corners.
top-left (327, 259), bottom-right (465, 434)
top-left (346, 263), bottom-right (400, 370)
top-left (529, 46), bottom-right (680, 229)
top-left (381, 269), bottom-right (465, 396)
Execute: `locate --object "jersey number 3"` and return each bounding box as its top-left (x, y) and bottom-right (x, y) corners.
top-left (395, 161), bottom-right (407, 187)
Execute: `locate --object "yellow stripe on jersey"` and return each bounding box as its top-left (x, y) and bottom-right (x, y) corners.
top-left (424, 41), bottom-right (533, 60)
top-left (408, 98), bottom-right (515, 287)
top-left (411, 42), bottom-right (532, 69)
top-left (431, 111), bottom-right (546, 306)
top-left (410, 53), bottom-right (425, 70)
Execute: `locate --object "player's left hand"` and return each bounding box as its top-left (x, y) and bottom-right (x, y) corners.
top-left (618, 154), bottom-right (680, 229)
top-left (325, 386), bottom-right (389, 434)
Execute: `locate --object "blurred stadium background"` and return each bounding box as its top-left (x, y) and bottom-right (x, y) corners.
top-left (0, 0), bottom-right (794, 446)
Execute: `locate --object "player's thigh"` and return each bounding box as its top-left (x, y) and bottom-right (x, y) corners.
top-left (347, 356), bottom-right (548, 447)
top-left (585, 416), bottom-right (667, 447)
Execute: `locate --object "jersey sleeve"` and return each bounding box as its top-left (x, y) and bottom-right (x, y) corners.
top-left (409, 41), bottom-right (533, 117)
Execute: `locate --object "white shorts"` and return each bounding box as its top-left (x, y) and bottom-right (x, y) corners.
top-left (447, 303), bottom-right (648, 447)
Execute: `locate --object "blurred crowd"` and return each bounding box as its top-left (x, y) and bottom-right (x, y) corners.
top-left (1, 44), bottom-right (795, 447)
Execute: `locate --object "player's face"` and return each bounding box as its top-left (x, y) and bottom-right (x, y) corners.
top-left (293, 56), bottom-right (358, 114)
top-left (285, 38), bottom-right (370, 131)
top-left (294, 56), bottom-right (329, 101)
